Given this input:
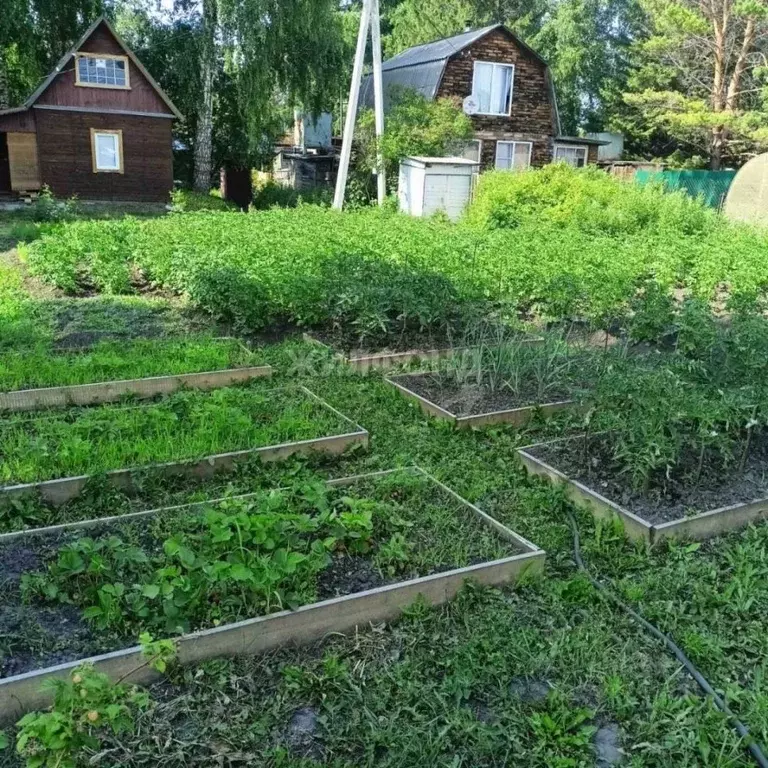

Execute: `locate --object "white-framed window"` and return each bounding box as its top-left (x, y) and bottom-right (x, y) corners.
top-left (90, 129), bottom-right (123, 173)
top-left (554, 144), bottom-right (588, 168)
top-left (76, 53), bottom-right (130, 89)
top-left (452, 139), bottom-right (482, 163)
top-left (472, 61), bottom-right (515, 116)
top-left (495, 141), bottom-right (532, 171)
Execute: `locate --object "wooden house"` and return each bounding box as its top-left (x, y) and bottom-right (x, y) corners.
top-left (0, 17), bottom-right (181, 202)
top-left (361, 25), bottom-right (604, 171)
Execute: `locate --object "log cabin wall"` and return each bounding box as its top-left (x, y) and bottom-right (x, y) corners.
top-left (436, 28), bottom-right (558, 169)
top-left (35, 110), bottom-right (173, 202)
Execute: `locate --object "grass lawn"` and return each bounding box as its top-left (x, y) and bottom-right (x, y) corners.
top-left (2, 202), bottom-right (768, 767)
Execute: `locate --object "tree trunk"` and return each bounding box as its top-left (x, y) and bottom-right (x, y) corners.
top-left (0, 57), bottom-right (8, 111)
top-left (193, 0), bottom-right (217, 193)
top-left (711, 126), bottom-right (724, 170)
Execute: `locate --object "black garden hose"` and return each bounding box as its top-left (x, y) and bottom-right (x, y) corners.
top-left (563, 506), bottom-right (768, 768)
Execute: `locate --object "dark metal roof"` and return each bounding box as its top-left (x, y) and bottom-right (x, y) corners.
top-left (382, 25), bottom-right (501, 71)
top-left (359, 24), bottom-right (560, 134)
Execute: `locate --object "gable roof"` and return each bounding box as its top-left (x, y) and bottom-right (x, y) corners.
top-left (360, 24), bottom-right (559, 132)
top-left (0, 16), bottom-right (181, 119)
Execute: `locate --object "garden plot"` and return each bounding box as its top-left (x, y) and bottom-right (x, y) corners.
top-left (387, 336), bottom-right (590, 428)
top-left (0, 467), bottom-right (544, 718)
top-left (518, 433), bottom-right (768, 543)
top-left (0, 384), bottom-right (367, 506)
top-left (0, 337), bottom-right (272, 412)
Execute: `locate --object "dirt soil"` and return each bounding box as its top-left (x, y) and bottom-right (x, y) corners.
top-left (394, 373), bottom-right (574, 417)
top-left (529, 433), bottom-right (768, 524)
top-left (0, 538), bottom-right (488, 678)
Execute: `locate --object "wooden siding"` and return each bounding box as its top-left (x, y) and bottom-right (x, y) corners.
top-left (0, 110), bottom-right (36, 133)
top-left (36, 24), bottom-right (172, 116)
top-left (436, 28), bottom-right (557, 169)
top-left (7, 133), bottom-right (41, 191)
top-left (35, 110), bottom-right (172, 201)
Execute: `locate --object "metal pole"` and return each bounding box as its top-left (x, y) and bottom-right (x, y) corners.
top-left (333, 0), bottom-right (373, 210)
top-left (370, 0), bottom-right (386, 206)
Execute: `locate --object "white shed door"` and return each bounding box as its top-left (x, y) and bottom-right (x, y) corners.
top-left (423, 173), bottom-right (472, 220)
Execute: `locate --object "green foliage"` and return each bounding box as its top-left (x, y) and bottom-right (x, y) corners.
top-left (0, 385), bottom-right (347, 484)
top-left (14, 664), bottom-right (149, 768)
top-left (21, 473), bottom-right (510, 637)
top-left (251, 181), bottom-right (332, 210)
top-left (28, 187), bottom-right (80, 224)
top-left (357, 89), bottom-right (473, 191)
top-left (170, 189), bottom-right (237, 212)
top-left (465, 164), bottom-right (715, 236)
top-left (23, 167), bottom-right (768, 335)
top-left (0, 337), bottom-right (254, 391)
top-left (22, 218), bottom-right (140, 295)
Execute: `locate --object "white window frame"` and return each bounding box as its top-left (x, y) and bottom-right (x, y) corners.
top-left (471, 60), bottom-right (515, 117)
top-left (553, 144), bottom-right (588, 168)
top-left (495, 140), bottom-right (532, 171)
top-left (75, 53), bottom-right (130, 90)
top-left (452, 139), bottom-right (483, 163)
top-left (90, 129), bottom-right (124, 174)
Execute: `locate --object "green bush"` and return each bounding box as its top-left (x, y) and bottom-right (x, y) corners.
top-left (465, 164), bottom-right (715, 237)
top-left (24, 170), bottom-right (768, 334)
top-left (251, 181), bottom-right (331, 210)
top-left (170, 189), bottom-right (237, 212)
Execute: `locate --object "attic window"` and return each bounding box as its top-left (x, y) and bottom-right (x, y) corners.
top-left (472, 61), bottom-right (514, 116)
top-left (76, 54), bottom-right (129, 88)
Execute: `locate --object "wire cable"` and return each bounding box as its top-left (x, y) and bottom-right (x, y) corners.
top-left (563, 506), bottom-right (768, 768)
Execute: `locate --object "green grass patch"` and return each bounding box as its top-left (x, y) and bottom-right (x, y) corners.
top-left (0, 337), bottom-right (256, 391)
top-left (0, 384), bottom-right (350, 485)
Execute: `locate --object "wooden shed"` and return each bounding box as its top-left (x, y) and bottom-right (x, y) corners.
top-left (0, 16), bottom-right (181, 202)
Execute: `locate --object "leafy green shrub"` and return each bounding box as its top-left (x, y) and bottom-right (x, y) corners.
top-left (29, 186), bottom-right (80, 223)
top-left (15, 664), bottom-right (149, 768)
top-left (251, 182), bottom-right (331, 210)
top-left (465, 164), bottom-right (715, 237)
top-left (170, 189), bottom-right (237, 212)
top-left (22, 218), bottom-right (139, 295)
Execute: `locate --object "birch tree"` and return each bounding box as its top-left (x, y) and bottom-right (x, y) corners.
top-left (190, 0), bottom-right (344, 192)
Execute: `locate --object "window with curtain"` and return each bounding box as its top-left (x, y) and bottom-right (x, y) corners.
top-left (553, 145), bottom-right (588, 168)
top-left (91, 131), bottom-right (123, 173)
top-left (472, 61), bottom-right (514, 116)
top-left (495, 141), bottom-right (532, 170)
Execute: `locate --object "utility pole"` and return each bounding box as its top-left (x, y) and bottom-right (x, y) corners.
top-left (333, 0), bottom-right (385, 210)
top-left (370, 0), bottom-right (386, 206)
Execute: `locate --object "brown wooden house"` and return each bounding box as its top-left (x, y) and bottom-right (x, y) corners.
top-left (361, 25), bottom-right (604, 171)
top-left (0, 16), bottom-right (181, 202)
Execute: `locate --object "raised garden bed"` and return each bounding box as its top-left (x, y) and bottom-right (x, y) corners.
top-left (0, 466), bottom-right (544, 719)
top-left (518, 434), bottom-right (768, 543)
top-left (0, 337), bottom-right (271, 412)
top-left (303, 331), bottom-right (465, 372)
top-left (387, 373), bottom-right (581, 429)
top-left (0, 385), bottom-right (368, 506)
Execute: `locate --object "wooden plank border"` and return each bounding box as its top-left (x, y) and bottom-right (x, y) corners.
top-left (0, 386), bottom-right (368, 506)
top-left (303, 332), bottom-right (464, 373)
top-left (0, 466), bottom-right (545, 721)
top-left (517, 436), bottom-right (768, 544)
top-left (0, 339), bottom-right (270, 412)
top-left (387, 373), bottom-right (580, 430)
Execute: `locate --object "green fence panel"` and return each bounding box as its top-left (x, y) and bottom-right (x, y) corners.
top-left (635, 169), bottom-right (737, 209)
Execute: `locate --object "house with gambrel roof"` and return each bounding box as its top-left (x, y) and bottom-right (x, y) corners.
top-left (361, 24), bottom-right (603, 171)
